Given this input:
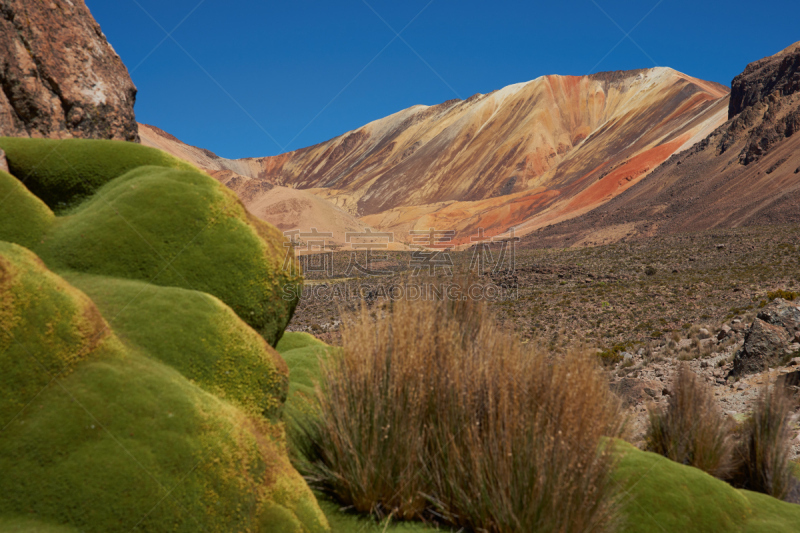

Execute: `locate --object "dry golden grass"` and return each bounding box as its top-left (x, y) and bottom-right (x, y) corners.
top-left (645, 363), bottom-right (734, 478)
top-left (293, 291), bottom-right (626, 532)
top-left (731, 386), bottom-right (799, 502)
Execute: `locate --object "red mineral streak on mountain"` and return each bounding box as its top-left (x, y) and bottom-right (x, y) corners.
top-left (523, 41), bottom-right (800, 248)
top-left (142, 67), bottom-right (730, 245)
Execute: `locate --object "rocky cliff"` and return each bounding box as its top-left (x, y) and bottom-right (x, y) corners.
top-left (0, 0), bottom-right (138, 141)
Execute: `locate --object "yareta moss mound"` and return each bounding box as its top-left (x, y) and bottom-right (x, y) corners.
top-left (66, 272), bottom-right (290, 419)
top-left (0, 170), bottom-right (54, 249)
top-left (0, 242), bottom-right (109, 424)
top-left (0, 137), bottom-right (196, 211)
top-left (276, 332), bottom-right (337, 420)
top-left (614, 440), bottom-right (800, 532)
top-left (0, 243), bottom-right (327, 532)
top-left (36, 164), bottom-right (301, 346)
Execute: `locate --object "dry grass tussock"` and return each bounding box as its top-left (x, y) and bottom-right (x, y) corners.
top-left (292, 292), bottom-right (626, 533)
top-left (730, 386), bottom-right (800, 502)
top-left (645, 363), bottom-right (734, 478)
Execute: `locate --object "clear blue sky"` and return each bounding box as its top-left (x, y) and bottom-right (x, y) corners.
top-left (87, 0), bottom-right (799, 159)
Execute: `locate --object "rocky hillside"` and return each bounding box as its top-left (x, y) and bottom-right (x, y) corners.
top-left (144, 69), bottom-right (728, 244)
top-left (525, 41), bottom-right (800, 248)
top-left (0, 0), bottom-right (138, 141)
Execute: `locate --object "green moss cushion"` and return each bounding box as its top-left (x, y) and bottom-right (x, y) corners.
top-left (65, 272), bottom-right (289, 419)
top-left (0, 137), bottom-right (196, 211)
top-left (614, 440), bottom-right (800, 532)
top-left (35, 164), bottom-right (300, 346)
top-left (0, 170), bottom-right (54, 249)
top-left (0, 242), bottom-right (326, 533)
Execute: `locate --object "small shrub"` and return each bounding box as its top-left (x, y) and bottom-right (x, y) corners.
top-left (766, 289), bottom-right (799, 302)
top-left (294, 292), bottom-right (626, 532)
top-left (730, 386), bottom-right (799, 502)
top-left (645, 363), bottom-right (734, 478)
top-left (645, 266), bottom-right (657, 276)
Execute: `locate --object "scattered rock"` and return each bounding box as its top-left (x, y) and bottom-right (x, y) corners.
top-left (612, 378), bottom-right (662, 407)
top-left (718, 324), bottom-right (732, 340)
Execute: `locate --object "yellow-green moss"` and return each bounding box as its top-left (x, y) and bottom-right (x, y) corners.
top-left (35, 165), bottom-right (302, 346)
top-left (0, 170), bottom-right (54, 249)
top-left (0, 137), bottom-right (197, 211)
top-left (0, 244), bottom-right (327, 532)
top-left (64, 272), bottom-right (290, 419)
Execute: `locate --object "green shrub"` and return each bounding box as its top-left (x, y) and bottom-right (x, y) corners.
top-left (0, 137), bottom-right (196, 211)
top-left (730, 386), bottom-right (799, 502)
top-left (598, 342), bottom-right (633, 367)
top-left (293, 296), bottom-right (625, 532)
top-left (766, 290), bottom-right (799, 302)
top-left (646, 363), bottom-right (734, 478)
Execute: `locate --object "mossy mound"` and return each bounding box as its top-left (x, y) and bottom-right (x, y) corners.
top-left (0, 137), bottom-right (196, 211)
top-left (36, 164), bottom-right (301, 346)
top-left (0, 170), bottom-right (54, 249)
top-left (0, 242), bottom-right (109, 424)
top-left (276, 332), bottom-right (337, 419)
top-left (614, 440), bottom-right (800, 532)
top-left (0, 243), bottom-right (326, 532)
top-left (65, 272), bottom-right (289, 419)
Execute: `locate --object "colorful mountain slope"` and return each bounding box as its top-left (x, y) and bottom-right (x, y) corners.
top-left (139, 124), bottom-right (381, 247)
top-left (524, 41), bottom-right (800, 248)
top-left (142, 68), bottom-right (729, 245)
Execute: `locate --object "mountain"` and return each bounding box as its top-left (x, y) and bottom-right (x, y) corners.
top-left (0, 0), bottom-right (138, 141)
top-left (524, 41), bottom-right (800, 248)
top-left (139, 123), bottom-right (388, 248)
top-left (144, 69), bottom-right (728, 245)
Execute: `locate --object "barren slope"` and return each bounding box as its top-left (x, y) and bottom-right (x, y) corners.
top-left (524, 41), bottom-right (800, 248)
top-left (143, 68), bottom-right (729, 245)
top-left (140, 124), bottom-right (381, 247)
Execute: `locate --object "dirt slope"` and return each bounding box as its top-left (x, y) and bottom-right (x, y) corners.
top-left (523, 41), bottom-right (800, 248)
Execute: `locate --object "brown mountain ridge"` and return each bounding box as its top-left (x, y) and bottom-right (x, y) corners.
top-left (523, 41), bottom-right (800, 248)
top-left (144, 68), bottom-right (729, 245)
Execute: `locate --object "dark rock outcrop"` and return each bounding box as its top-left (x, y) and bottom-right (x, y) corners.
top-left (729, 42), bottom-right (800, 118)
top-left (732, 298), bottom-right (800, 375)
top-left (0, 0), bottom-right (138, 141)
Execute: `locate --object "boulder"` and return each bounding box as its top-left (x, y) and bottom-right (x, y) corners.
top-left (756, 298), bottom-right (800, 335)
top-left (731, 298), bottom-right (800, 375)
top-left (0, 0), bottom-right (138, 140)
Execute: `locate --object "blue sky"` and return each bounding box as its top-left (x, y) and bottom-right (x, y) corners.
top-left (87, 0), bottom-right (800, 159)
